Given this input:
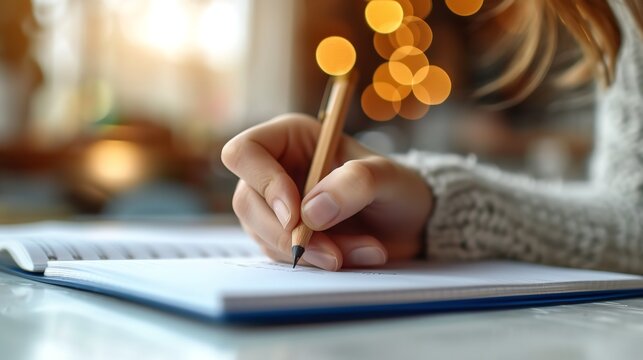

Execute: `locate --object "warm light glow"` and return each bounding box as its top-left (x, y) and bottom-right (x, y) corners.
top-left (362, 0), bottom-right (445, 122)
top-left (373, 63), bottom-right (411, 102)
top-left (373, 32), bottom-right (397, 59)
top-left (197, 0), bottom-right (247, 67)
top-left (408, 0), bottom-right (432, 18)
top-left (126, 0), bottom-right (250, 64)
top-left (361, 84), bottom-right (400, 121)
top-left (394, 16), bottom-right (433, 52)
top-left (398, 94), bottom-right (429, 120)
top-left (445, 0), bottom-right (484, 16)
top-left (365, 1), bottom-right (404, 34)
top-left (413, 65), bottom-right (452, 105)
top-left (85, 140), bottom-right (146, 190)
top-left (388, 46), bottom-right (429, 85)
top-left (316, 36), bottom-right (356, 76)
top-left (133, 0), bottom-right (189, 58)
top-left (394, 0), bottom-right (415, 17)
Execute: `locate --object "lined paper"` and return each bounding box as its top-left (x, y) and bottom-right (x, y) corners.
top-left (0, 223), bottom-right (261, 271)
top-left (44, 258), bottom-right (643, 317)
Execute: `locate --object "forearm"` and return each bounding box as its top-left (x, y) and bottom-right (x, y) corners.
top-left (394, 150), bottom-right (643, 273)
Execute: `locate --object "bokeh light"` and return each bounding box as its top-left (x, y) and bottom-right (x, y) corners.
top-left (394, 0), bottom-right (415, 17)
top-left (445, 0), bottom-right (484, 16)
top-left (315, 36), bottom-right (356, 76)
top-left (197, 0), bottom-right (247, 67)
top-left (132, 0), bottom-right (189, 58)
top-left (394, 16), bottom-right (433, 52)
top-left (413, 65), bottom-right (452, 105)
top-left (373, 17), bottom-right (433, 60)
top-left (373, 32), bottom-right (398, 59)
top-left (84, 140), bottom-right (147, 191)
top-left (373, 63), bottom-right (412, 102)
top-left (362, 0), bottom-right (451, 122)
top-left (365, 1), bottom-right (404, 34)
top-left (361, 84), bottom-right (400, 121)
top-left (398, 94), bottom-right (429, 120)
top-left (407, 0), bottom-right (432, 19)
top-left (388, 46), bottom-right (429, 85)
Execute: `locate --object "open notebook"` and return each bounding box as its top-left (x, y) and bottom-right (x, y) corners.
top-left (2, 222), bottom-right (643, 324)
top-left (0, 221), bottom-right (262, 272)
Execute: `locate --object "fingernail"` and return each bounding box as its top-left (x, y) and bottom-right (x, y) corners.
top-left (272, 199), bottom-right (290, 228)
top-left (303, 192), bottom-right (339, 228)
top-left (347, 247), bottom-right (386, 266)
top-left (302, 249), bottom-right (338, 271)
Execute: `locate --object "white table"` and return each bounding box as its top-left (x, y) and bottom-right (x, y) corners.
top-left (2, 270), bottom-right (643, 360)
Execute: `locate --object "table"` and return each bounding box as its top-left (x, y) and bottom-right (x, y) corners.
top-left (2, 271), bottom-right (643, 360)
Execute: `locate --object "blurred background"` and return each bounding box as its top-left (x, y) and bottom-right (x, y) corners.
top-left (0, 0), bottom-right (595, 223)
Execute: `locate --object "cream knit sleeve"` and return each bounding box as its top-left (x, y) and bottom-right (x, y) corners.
top-left (393, 1), bottom-right (643, 273)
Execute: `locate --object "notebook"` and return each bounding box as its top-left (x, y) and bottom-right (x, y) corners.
top-left (2, 222), bottom-right (643, 324)
top-left (0, 221), bottom-right (262, 272)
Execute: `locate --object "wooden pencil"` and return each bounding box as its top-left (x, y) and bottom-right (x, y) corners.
top-left (292, 74), bottom-right (355, 268)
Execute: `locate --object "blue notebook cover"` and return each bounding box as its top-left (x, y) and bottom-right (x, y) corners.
top-left (4, 260), bottom-right (643, 325)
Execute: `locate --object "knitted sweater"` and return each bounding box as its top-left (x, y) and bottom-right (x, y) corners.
top-left (396, 1), bottom-right (643, 273)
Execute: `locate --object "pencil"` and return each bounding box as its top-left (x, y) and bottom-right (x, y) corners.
top-left (292, 74), bottom-right (355, 268)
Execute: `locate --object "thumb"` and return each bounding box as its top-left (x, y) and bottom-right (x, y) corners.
top-left (300, 156), bottom-right (399, 231)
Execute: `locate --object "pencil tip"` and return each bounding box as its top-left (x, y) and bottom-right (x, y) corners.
top-left (292, 245), bottom-right (305, 268)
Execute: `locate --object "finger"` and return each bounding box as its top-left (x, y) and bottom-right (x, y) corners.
top-left (222, 115), bottom-right (319, 230)
top-left (234, 181), bottom-right (343, 271)
top-left (222, 114), bottom-right (375, 231)
top-left (261, 245), bottom-right (291, 263)
top-left (247, 229), bottom-right (313, 268)
top-left (300, 156), bottom-right (401, 231)
top-left (330, 234), bottom-right (388, 268)
top-left (301, 232), bottom-right (343, 271)
top-left (232, 180), bottom-right (292, 252)
top-left (261, 246), bottom-right (314, 268)
top-left (238, 221), bottom-right (290, 262)
top-left (257, 235), bottom-right (342, 271)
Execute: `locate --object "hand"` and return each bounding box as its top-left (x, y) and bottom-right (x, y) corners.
top-left (221, 113), bottom-right (432, 271)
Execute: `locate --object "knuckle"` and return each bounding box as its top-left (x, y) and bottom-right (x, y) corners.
top-left (367, 156), bottom-right (399, 180)
top-left (258, 171), bottom-right (289, 202)
top-left (255, 174), bottom-right (273, 199)
top-left (343, 160), bottom-right (377, 193)
top-left (221, 138), bottom-right (242, 171)
top-left (231, 183), bottom-right (251, 217)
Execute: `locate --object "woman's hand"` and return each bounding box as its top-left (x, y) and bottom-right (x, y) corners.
top-left (221, 113), bottom-right (432, 271)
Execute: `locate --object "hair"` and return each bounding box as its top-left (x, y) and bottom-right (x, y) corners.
top-left (476, 0), bottom-right (643, 108)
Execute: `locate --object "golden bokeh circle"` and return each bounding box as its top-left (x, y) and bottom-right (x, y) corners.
top-left (373, 63), bottom-right (412, 102)
top-left (445, 0), bottom-right (484, 16)
top-left (363, 0), bottom-right (451, 122)
top-left (315, 36), bottom-right (356, 76)
top-left (388, 46), bottom-right (429, 86)
top-left (394, 16), bottom-right (433, 52)
top-left (398, 94), bottom-right (430, 120)
top-left (408, 0), bottom-right (432, 19)
top-left (373, 32), bottom-right (397, 59)
top-left (394, 0), bottom-right (415, 17)
top-left (413, 65), bottom-right (452, 105)
top-left (361, 84), bottom-right (400, 121)
top-left (365, 1), bottom-right (404, 34)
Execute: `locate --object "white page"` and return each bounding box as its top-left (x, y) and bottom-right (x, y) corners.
top-left (44, 258), bottom-right (643, 316)
top-left (0, 222), bottom-right (261, 272)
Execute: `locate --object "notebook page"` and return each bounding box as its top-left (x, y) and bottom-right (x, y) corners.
top-left (44, 258), bottom-right (643, 317)
top-left (0, 224), bottom-right (261, 272)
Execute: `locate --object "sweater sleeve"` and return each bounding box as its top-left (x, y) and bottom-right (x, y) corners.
top-left (393, 1), bottom-right (643, 273)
